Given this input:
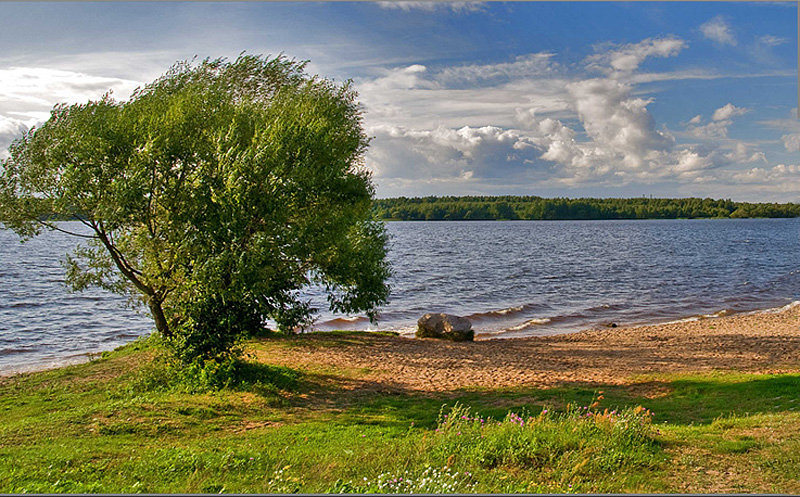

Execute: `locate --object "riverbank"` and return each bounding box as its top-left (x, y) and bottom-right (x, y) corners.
top-left (258, 303), bottom-right (800, 393)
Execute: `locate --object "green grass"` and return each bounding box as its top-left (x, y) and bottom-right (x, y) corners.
top-left (2, 334), bottom-right (800, 493)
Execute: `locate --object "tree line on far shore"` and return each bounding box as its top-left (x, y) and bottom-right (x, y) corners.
top-left (372, 196), bottom-right (800, 221)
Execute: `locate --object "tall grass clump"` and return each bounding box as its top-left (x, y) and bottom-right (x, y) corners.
top-left (108, 337), bottom-right (300, 399)
top-left (427, 397), bottom-right (662, 488)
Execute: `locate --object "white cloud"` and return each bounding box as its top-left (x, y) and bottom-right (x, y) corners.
top-left (356, 56), bottom-right (570, 130)
top-left (350, 33), bottom-right (784, 195)
top-left (0, 115), bottom-right (29, 160)
top-left (757, 108), bottom-right (800, 152)
top-left (514, 84), bottom-right (766, 186)
top-left (730, 164), bottom-right (800, 184)
top-left (712, 103), bottom-right (748, 121)
top-left (515, 77), bottom-right (680, 180)
top-left (684, 103), bottom-right (749, 140)
top-left (700, 16), bottom-right (737, 46)
top-left (782, 133), bottom-right (800, 152)
top-left (0, 67), bottom-right (141, 110)
top-left (0, 66), bottom-right (144, 157)
top-left (757, 35), bottom-right (788, 47)
top-left (723, 142), bottom-right (767, 164)
top-left (366, 124), bottom-right (541, 181)
top-left (687, 120), bottom-right (732, 140)
top-left (376, 1), bottom-right (485, 13)
top-left (437, 53), bottom-right (561, 87)
top-left (360, 64), bottom-right (437, 92)
top-left (586, 37), bottom-right (686, 75)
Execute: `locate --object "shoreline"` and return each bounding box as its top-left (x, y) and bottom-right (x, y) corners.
top-left (259, 301), bottom-right (800, 392)
top-left (3, 301), bottom-right (800, 381)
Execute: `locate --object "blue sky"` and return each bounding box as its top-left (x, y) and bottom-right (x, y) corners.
top-left (0, 2), bottom-right (797, 201)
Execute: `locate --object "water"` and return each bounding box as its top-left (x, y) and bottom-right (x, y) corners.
top-left (2, 218), bottom-right (800, 373)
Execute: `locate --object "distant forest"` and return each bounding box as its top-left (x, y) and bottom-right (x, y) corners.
top-left (372, 196), bottom-right (800, 221)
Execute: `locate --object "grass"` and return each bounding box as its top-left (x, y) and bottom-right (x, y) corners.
top-left (2, 333), bottom-right (800, 493)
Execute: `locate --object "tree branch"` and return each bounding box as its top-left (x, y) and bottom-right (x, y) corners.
top-left (96, 221), bottom-right (145, 279)
top-left (35, 219), bottom-right (98, 239)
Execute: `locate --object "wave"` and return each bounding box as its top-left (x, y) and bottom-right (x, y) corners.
top-left (649, 308), bottom-right (735, 326)
top-left (466, 304), bottom-right (537, 321)
top-left (506, 317), bottom-right (552, 332)
top-left (740, 300), bottom-right (800, 316)
top-left (0, 346), bottom-right (37, 357)
top-left (764, 300), bottom-right (800, 313)
top-left (318, 316), bottom-right (371, 327)
top-left (586, 303), bottom-right (626, 312)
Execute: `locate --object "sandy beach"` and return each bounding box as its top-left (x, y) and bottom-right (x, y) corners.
top-left (258, 304), bottom-right (800, 393)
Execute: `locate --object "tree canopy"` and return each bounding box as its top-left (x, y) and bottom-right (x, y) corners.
top-left (0, 54), bottom-right (391, 361)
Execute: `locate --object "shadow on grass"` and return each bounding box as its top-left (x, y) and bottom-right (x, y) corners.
top-left (229, 360), bottom-right (301, 392)
top-left (287, 371), bottom-right (800, 431)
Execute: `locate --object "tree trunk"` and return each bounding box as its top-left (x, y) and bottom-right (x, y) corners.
top-left (148, 297), bottom-right (171, 338)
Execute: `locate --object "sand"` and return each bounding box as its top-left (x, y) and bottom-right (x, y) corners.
top-left (260, 304), bottom-right (800, 392)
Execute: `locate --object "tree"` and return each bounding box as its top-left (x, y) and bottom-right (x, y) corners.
top-left (0, 54), bottom-right (391, 362)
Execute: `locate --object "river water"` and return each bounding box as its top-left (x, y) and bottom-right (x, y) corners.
top-left (2, 218), bottom-right (799, 373)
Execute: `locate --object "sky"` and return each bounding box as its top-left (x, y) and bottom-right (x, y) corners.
top-left (0, 1), bottom-right (797, 201)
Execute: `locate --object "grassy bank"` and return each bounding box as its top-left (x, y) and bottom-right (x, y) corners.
top-left (2, 333), bottom-right (800, 493)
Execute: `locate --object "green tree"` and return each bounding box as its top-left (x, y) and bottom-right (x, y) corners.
top-left (0, 54), bottom-right (390, 362)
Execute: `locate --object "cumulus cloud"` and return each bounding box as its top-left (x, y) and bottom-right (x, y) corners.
top-left (712, 103), bottom-right (748, 121)
top-left (586, 37), bottom-right (686, 75)
top-left (723, 142), bottom-right (767, 164)
top-left (366, 124), bottom-right (541, 182)
top-left (684, 103), bottom-right (749, 140)
top-left (782, 133), bottom-right (800, 152)
top-left (730, 164), bottom-right (800, 185)
top-left (354, 34), bottom-right (780, 194)
top-left (568, 78), bottom-right (674, 165)
top-left (687, 120), bottom-right (731, 139)
top-left (700, 16), bottom-right (737, 46)
top-left (513, 85), bottom-right (767, 186)
top-left (512, 77), bottom-right (685, 182)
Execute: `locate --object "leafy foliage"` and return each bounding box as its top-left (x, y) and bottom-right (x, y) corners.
top-left (0, 54), bottom-right (390, 361)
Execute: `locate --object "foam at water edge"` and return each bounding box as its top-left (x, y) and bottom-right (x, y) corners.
top-left (747, 300), bottom-right (800, 315)
top-left (506, 317), bottom-right (553, 332)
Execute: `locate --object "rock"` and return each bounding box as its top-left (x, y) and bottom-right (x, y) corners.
top-left (416, 313), bottom-right (474, 342)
